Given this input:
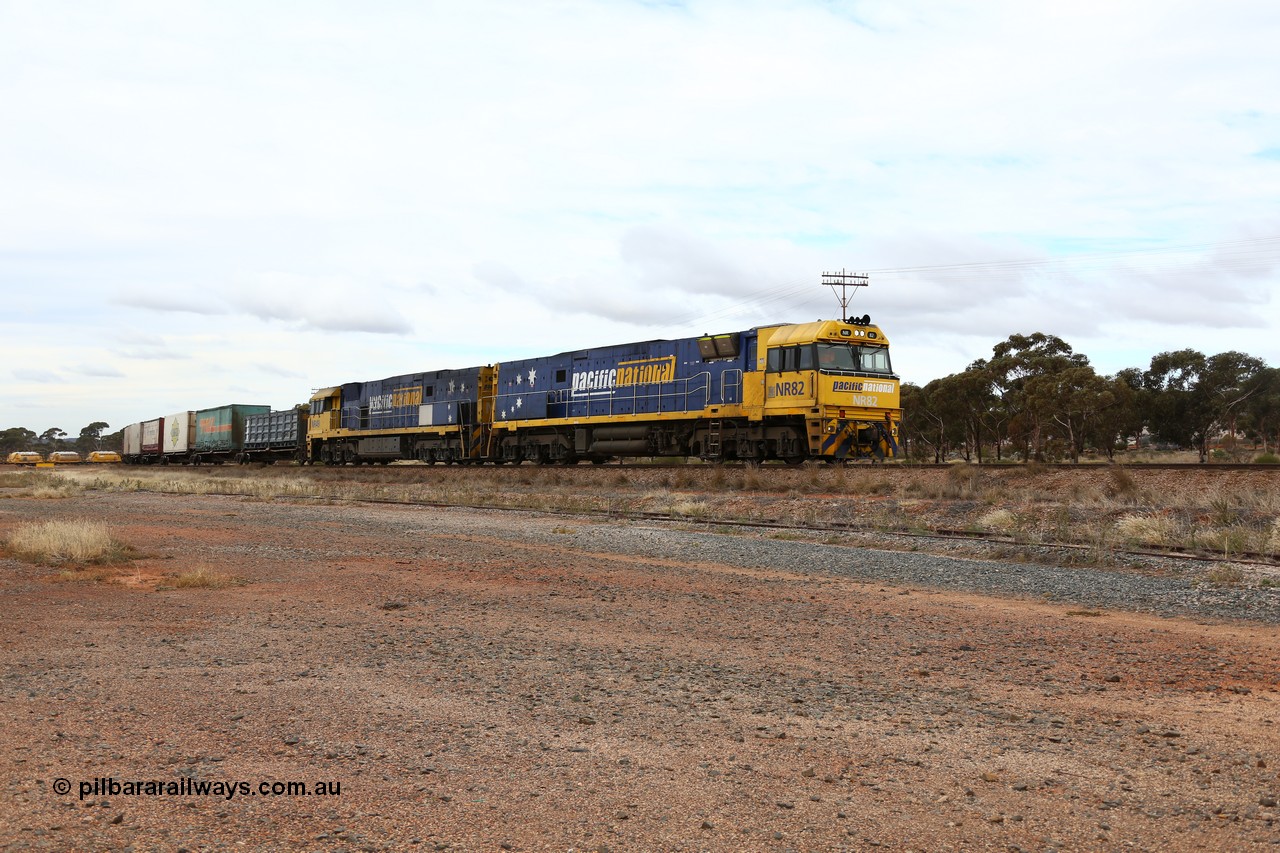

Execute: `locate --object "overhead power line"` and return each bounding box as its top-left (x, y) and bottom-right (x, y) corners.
top-left (671, 234), bottom-right (1280, 331)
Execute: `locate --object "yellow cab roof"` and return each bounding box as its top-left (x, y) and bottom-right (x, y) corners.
top-left (760, 319), bottom-right (889, 347)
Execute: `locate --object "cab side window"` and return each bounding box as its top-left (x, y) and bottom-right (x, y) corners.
top-left (798, 345), bottom-right (815, 371)
top-left (768, 345), bottom-right (817, 372)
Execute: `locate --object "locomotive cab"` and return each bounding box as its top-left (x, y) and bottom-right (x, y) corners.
top-left (754, 319), bottom-right (900, 461)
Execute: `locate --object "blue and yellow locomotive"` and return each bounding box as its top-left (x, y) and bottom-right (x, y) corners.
top-left (305, 316), bottom-right (900, 464)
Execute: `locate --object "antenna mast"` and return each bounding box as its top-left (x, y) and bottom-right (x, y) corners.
top-left (821, 270), bottom-right (870, 323)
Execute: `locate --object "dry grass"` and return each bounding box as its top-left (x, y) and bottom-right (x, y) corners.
top-left (668, 497), bottom-right (708, 518)
top-left (977, 508), bottom-right (1017, 532)
top-left (46, 462), bottom-right (1280, 562)
top-left (168, 568), bottom-right (243, 589)
top-left (0, 471), bottom-right (83, 498)
top-left (1105, 466), bottom-right (1141, 502)
top-left (1205, 565), bottom-right (1246, 586)
top-left (29, 481), bottom-right (84, 499)
top-left (5, 519), bottom-right (128, 565)
top-left (1267, 519), bottom-right (1280, 556)
top-left (51, 567), bottom-right (120, 583)
top-left (1114, 514), bottom-right (1179, 546)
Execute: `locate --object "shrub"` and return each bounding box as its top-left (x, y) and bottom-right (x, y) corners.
top-left (1255, 453), bottom-right (1280, 465)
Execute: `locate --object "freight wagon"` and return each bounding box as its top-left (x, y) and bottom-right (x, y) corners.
top-left (121, 420), bottom-right (159, 464)
top-left (6, 452), bottom-right (43, 465)
top-left (140, 418), bottom-right (164, 462)
top-left (192, 404), bottom-right (271, 464)
top-left (163, 411), bottom-right (196, 462)
top-left (240, 406), bottom-right (309, 464)
top-left (120, 404), bottom-right (271, 465)
top-left (121, 424), bottom-right (138, 462)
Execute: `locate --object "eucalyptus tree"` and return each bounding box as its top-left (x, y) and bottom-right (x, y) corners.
top-left (1024, 365), bottom-right (1115, 462)
top-left (1142, 350), bottom-right (1266, 461)
top-left (0, 427), bottom-right (38, 454)
top-left (76, 421), bottom-right (111, 454)
top-left (970, 332), bottom-right (1089, 461)
top-left (1240, 367), bottom-right (1280, 454)
top-left (1088, 373), bottom-right (1143, 460)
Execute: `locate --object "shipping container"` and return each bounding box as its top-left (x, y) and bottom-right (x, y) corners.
top-left (193, 404), bottom-right (270, 462)
top-left (123, 423), bottom-right (142, 460)
top-left (141, 418), bottom-right (164, 456)
top-left (242, 406), bottom-right (308, 463)
top-left (163, 411), bottom-right (196, 457)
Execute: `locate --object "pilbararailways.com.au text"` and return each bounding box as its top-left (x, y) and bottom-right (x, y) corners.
top-left (56, 777), bottom-right (342, 801)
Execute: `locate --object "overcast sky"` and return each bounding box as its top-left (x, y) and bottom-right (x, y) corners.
top-left (3, 0), bottom-right (1279, 436)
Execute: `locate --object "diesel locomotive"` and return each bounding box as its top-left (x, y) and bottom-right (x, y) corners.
top-left (306, 316), bottom-right (900, 465)
top-left (120, 315), bottom-right (901, 466)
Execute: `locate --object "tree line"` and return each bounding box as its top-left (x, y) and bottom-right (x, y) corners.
top-left (901, 332), bottom-right (1278, 463)
top-left (0, 423), bottom-right (116, 457)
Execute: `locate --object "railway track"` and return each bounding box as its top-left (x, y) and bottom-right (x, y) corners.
top-left (7, 460), bottom-right (1277, 472)
top-left (158, 485), bottom-right (1280, 569)
top-left (18, 462), bottom-right (1280, 570)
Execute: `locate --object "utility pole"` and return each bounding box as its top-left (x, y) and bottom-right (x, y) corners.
top-left (821, 270), bottom-right (869, 323)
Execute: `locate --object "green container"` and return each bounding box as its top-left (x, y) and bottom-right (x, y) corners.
top-left (194, 404), bottom-right (271, 454)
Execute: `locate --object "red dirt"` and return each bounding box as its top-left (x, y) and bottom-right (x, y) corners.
top-left (2, 490), bottom-right (1278, 851)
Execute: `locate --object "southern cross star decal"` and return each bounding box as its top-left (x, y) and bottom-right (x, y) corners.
top-left (528, 368), bottom-right (536, 384)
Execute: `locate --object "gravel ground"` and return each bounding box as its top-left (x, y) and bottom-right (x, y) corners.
top-left (512, 521), bottom-right (1280, 625)
top-left (2, 490), bottom-right (1279, 851)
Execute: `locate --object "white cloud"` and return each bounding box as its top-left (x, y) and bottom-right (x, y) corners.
top-left (1, 0), bottom-right (1278, 429)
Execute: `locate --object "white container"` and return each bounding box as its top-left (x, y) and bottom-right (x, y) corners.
top-left (123, 423), bottom-right (142, 458)
top-left (141, 419), bottom-right (163, 453)
top-left (163, 411), bottom-right (196, 455)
